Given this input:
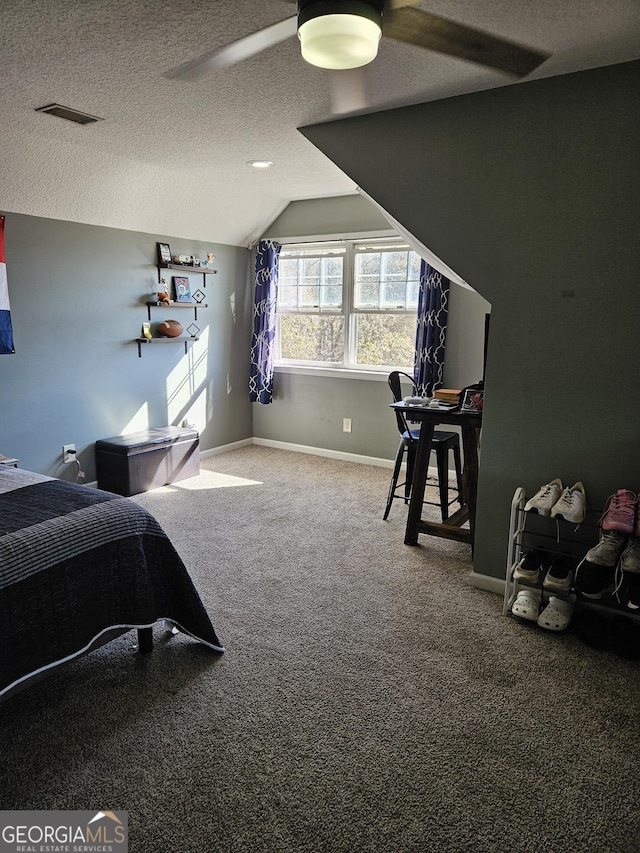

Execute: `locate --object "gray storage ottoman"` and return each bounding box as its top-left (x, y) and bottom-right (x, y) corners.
top-left (95, 427), bottom-right (199, 496)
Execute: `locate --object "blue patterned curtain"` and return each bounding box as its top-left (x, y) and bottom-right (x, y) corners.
top-left (413, 261), bottom-right (449, 396)
top-left (249, 240), bottom-right (281, 404)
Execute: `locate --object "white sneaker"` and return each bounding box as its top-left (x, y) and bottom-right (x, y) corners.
top-left (551, 481), bottom-right (587, 523)
top-left (524, 478), bottom-right (563, 516)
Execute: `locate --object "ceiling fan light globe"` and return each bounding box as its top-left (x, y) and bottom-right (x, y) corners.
top-left (298, 14), bottom-right (381, 70)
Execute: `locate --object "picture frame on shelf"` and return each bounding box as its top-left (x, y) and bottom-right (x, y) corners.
top-left (461, 387), bottom-right (484, 413)
top-left (173, 276), bottom-right (191, 303)
top-left (157, 242), bottom-right (172, 266)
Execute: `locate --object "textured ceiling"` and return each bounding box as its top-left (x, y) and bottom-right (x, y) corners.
top-left (1, 0), bottom-right (639, 246)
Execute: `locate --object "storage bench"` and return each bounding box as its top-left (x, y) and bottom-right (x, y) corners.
top-left (95, 427), bottom-right (199, 496)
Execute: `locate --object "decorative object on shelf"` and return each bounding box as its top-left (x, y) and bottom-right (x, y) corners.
top-left (172, 254), bottom-right (193, 266)
top-left (461, 387), bottom-right (484, 412)
top-left (157, 242), bottom-right (172, 266)
top-left (157, 276), bottom-right (171, 304)
top-left (157, 319), bottom-right (184, 338)
top-left (173, 276), bottom-right (191, 303)
top-left (187, 322), bottom-right (200, 337)
top-left (141, 322), bottom-right (152, 340)
top-left (193, 289), bottom-right (206, 303)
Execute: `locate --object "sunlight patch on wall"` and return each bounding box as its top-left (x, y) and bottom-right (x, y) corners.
top-left (166, 327), bottom-right (209, 429)
top-left (121, 402), bottom-right (150, 434)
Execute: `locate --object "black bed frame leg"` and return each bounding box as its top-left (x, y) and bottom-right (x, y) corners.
top-left (137, 627), bottom-right (153, 654)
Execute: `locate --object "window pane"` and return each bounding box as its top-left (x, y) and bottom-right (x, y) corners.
top-left (299, 285), bottom-right (320, 308)
top-left (277, 253), bottom-right (344, 315)
top-left (301, 258), bottom-right (320, 280)
top-left (409, 252), bottom-right (421, 280)
top-left (382, 251), bottom-right (408, 281)
top-left (356, 254), bottom-right (380, 277)
top-left (277, 285), bottom-right (297, 309)
top-left (325, 257), bottom-right (343, 277)
top-left (407, 279), bottom-right (420, 307)
top-left (278, 258), bottom-right (299, 281)
top-left (280, 315), bottom-right (345, 363)
top-left (355, 314), bottom-right (416, 368)
top-left (356, 281), bottom-right (380, 308)
top-left (382, 281), bottom-right (407, 307)
top-left (321, 283), bottom-right (343, 308)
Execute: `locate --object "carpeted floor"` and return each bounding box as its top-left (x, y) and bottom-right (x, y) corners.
top-left (1, 446), bottom-right (639, 853)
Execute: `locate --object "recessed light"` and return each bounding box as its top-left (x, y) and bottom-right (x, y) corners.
top-left (247, 160), bottom-right (274, 169)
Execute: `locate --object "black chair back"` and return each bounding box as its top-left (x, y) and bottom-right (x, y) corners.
top-left (388, 370), bottom-right (417, 438)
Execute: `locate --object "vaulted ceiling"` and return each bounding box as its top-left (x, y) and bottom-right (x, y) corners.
top-left (2, 0), bottom-right (639, 246)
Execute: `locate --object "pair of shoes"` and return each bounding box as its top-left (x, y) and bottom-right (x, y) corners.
top-left (511, 587), bottom-right (575, 631)
top-left (537, 594), bottom-right (575, 632)
top-left (524, 478), bottom-right (587, 523)
top-left (585, 489), bottom-right (640, 608)
top-left (512, 549), bottom-right (575, 593)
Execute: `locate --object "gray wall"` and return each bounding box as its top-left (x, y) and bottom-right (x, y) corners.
top-left (300, 60), bottom-right (640, 579)
top-left (0, 212), bottom-right (252, 479)
top-left (267, 194), bottom-right (391, 238)
top-left (255, 195), bottom-right (489, 462)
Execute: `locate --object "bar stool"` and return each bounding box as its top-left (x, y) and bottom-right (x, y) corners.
top-left (383, 371), bottom-right (463, 522)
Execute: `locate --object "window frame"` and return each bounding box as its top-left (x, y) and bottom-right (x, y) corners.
top-left (274, 237), bottom-right (419, 375)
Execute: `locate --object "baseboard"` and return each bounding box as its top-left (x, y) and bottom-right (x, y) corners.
top-left (252, 437), bottom-right (397, 469)
top-left (468, 572), bottom-right (505, 596)
top-left (200, 438), bottom-right (253, 460)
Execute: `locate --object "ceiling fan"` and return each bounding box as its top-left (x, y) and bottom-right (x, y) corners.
top-left (166, 0), bottom-right (550, 82)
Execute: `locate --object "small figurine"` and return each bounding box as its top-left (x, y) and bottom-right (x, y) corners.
top-left (157, 277), bottom-right (171, 305)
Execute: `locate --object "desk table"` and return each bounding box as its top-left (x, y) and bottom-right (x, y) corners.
top-left (391, 404), bottom-right (482, 548)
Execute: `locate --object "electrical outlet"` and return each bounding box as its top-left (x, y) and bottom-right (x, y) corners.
top-left (343, 418), bottom-right (352, 433)
top-left (62, 444), bottom-right (76, 464)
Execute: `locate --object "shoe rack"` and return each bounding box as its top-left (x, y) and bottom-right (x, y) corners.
top-left (504, 487), bottom-right (604, 615)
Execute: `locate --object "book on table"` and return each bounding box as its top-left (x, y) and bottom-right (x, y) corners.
top-left (434, 388), bottom-right (462, 403)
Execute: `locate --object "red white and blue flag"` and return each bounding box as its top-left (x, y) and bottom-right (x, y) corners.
top-left (0, 215), bottom-right (15, 354)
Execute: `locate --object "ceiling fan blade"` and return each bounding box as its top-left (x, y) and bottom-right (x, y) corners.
top-left (384, 7), bottom-right (550, 77)
top-left (165, 16), bottom-right (298, 80)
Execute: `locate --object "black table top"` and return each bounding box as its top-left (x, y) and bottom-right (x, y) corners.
top-left (390, 402), bottom-right (482, 427)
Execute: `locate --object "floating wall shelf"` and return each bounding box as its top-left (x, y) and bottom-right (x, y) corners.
top-left (134, 336), bottom-right (199, 357)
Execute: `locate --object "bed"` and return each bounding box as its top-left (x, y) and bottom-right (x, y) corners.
top-left (0, 466), bottom-right (224, 701)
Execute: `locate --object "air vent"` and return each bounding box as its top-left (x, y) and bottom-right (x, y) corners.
top-left (35, 103), bottom-right (104, 125)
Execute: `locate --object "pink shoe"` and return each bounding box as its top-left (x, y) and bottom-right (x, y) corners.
top-left (601, 489), bottom-right (637, 534)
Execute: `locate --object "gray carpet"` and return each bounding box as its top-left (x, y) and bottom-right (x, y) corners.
top-left (1, 446), bottom-right (639, 853)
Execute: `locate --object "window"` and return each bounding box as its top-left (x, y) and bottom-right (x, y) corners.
top-left (275, 239), bottom-right (420, 371)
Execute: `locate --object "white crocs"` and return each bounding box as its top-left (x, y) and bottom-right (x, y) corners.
top-left (511, 589), bottom-right (542, 621)
top-left (537, 595), bottom-right (576, 632)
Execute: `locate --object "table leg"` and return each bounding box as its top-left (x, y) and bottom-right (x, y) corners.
top-left (404, 421), bottom-right (434, 545)
top-left (461, 426), bottom-right (480, 549)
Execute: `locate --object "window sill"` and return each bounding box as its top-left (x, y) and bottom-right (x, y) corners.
top-left (274, 364), bottom-right (392, 381)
